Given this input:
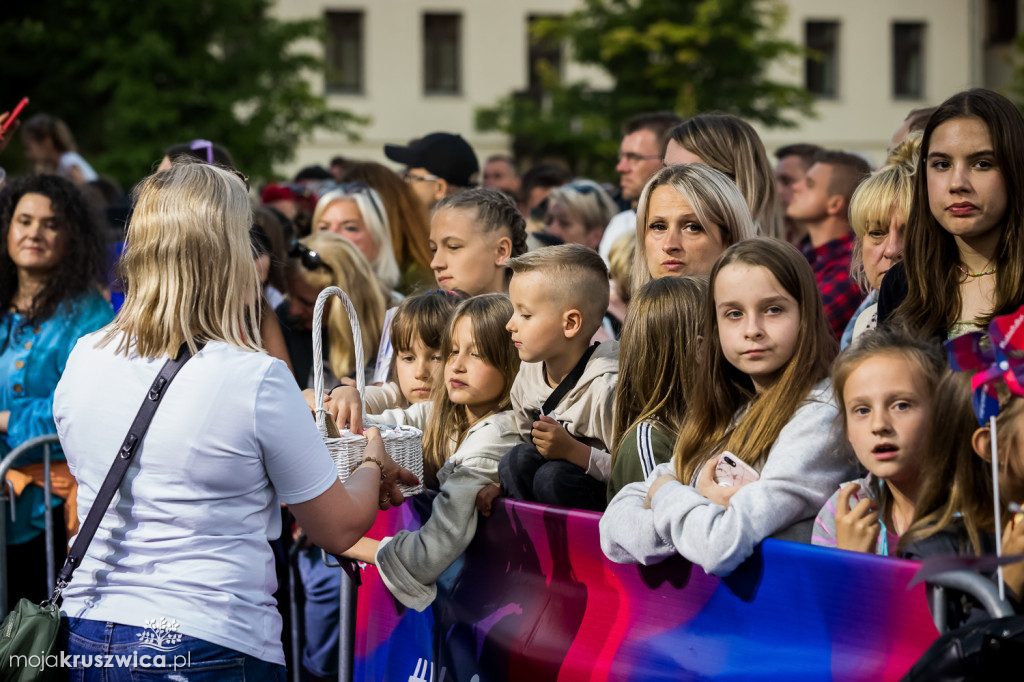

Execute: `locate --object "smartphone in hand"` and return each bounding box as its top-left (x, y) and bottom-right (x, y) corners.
top-left (1, 97), bottom-right (28, 135)
top-left (714, 452), bottom-right (760, 488)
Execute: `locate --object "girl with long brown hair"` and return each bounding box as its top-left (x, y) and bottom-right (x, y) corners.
top-left (601, 238), bottom-right (857, 576)
top-left (330, 294), bottom-right (521, 611)
top-left (878, 89), bottom-right (1024, 340)
top-left (607, 276), bottom-right (706, 500)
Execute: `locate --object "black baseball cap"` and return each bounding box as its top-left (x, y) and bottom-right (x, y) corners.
top-left (384, 132), bottom-right (479, 187)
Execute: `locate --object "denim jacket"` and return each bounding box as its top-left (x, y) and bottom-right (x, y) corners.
top-left (2, 289), bottom-right (113, 543)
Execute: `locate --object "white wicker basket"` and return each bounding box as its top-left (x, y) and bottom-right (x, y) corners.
top-left (313, 286), bottom-right (424, 495)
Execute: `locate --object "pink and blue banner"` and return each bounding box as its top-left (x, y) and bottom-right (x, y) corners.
top-left (354, 495), bottom-right (939, 681)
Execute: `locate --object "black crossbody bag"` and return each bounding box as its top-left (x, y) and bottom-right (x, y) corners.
top-left (0, 345), bottom-right (199, 681)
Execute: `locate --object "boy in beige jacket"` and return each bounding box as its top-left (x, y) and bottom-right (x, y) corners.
top-left (492, 244), bottom-right (618, 511)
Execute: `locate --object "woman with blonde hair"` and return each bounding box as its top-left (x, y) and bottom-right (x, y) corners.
top-left (544, 179), bottom-right (619, 251)
top-left (312, 183), bottom-right (401, 292)
top-left (633, 163), bottom-right (758, 292)
top-left (283, 231), bottom-right (386, 387)
top-left (842, 132), bottom-right (921, 347)
top-left (343, 161), bottom-right (435, 294)
top-left (52, 160), bottom-right (415, 679)
top-left (664, 113), bottom-right (784, 239)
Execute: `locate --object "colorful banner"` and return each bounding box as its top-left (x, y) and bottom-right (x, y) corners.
top-left (354, 495), bottom-right (939, 681)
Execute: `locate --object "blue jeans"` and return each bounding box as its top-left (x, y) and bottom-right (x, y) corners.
top-left (59, 617), bottom-right (286, 681)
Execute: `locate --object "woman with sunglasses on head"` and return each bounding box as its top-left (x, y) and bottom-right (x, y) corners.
top-left (544, 179), bottom-right (619, 251)
top-left (52, 160), bottom-right (416, 680)
top-left (279, 232), bottom-right (387, 389)
top-left (312, 184), bottom-right (402, 302)
top-left (342, 161), bottom-right (436, 295)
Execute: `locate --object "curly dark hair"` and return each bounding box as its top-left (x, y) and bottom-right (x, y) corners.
top-left (0, 174), bottom-right (106, 322)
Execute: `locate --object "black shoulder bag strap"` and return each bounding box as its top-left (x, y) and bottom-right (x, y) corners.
top-left (540, 342), bottom-right (601, 418)
top-left (47, 343), bottom-right (201, 606)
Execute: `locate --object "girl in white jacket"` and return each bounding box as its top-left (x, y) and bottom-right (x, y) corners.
top-left (337, 294), bottom-right (522, 610)
top-left (601, 238), bottom-right (857, 576)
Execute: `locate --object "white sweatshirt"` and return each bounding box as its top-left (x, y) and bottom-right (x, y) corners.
top-left (599, 380), bottom-right (857, 576)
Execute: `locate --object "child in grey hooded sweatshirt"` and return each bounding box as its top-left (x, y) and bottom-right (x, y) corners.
top-left (601, 239), bottom-right (858, 576)
top-left (336, 295), bottom-right (522, 611)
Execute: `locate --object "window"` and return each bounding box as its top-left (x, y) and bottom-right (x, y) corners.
top-left (527, 15), bottom-right (563, 94)
top-left (424, 14), bottom-right (461, 94)
top-left (325, 11), bottom-right (363, 93)
top-left (805, 21), bottom-right (839, 98)
top-left (986, 0), bottom-right (1018, 45)
top-left (893, 23), bottom-right (925, 99)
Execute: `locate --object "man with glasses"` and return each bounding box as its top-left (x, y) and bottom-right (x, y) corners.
top-left (598, 111), bottom-right (682, 263)
top-left (385, 132), bottom-right (480, 211)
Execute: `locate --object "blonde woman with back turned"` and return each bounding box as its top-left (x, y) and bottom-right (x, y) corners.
top-left (51, 160), bottom-right (416, 680)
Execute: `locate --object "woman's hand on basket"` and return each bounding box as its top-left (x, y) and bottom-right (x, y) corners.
top-left (328, 380), bottom-right (364, 434)
top-left (366, 427), bottom-right (419, 510)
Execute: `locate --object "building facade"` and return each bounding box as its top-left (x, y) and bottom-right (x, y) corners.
top-left (272, 0), bottom-right (1018, 176)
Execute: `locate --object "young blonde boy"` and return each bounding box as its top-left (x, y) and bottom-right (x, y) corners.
top-left (495, 244), bottom-right (617, 511)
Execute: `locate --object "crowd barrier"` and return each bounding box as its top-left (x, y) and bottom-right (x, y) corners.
top-left (0, 440), bottom-right (966, 679)
top-left (351, 494), bottom-right (942, 681)
top-left (0, 433), bottom-right (63, 618)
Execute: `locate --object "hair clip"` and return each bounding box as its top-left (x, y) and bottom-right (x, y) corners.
top-left (189, 139), bottom-right (214, 165)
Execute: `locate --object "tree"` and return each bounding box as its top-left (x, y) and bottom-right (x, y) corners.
top-left (0, 0), bottom-right (366, 186)
top-left (477, 0), bottom-right (813, 177)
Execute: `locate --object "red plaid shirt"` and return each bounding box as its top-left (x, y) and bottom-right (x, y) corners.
top-left (801, 233), bottom-right (863, 340)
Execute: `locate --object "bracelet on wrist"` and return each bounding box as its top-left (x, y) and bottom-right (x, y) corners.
top-left (353, 455), bottom-right (385, 482)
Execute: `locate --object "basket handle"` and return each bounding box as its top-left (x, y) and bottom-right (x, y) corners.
top-left (313, 286), bottom-right (366, 435)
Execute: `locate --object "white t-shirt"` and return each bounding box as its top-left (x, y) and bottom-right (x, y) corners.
top-left (53, 335), bottom-right (338, 665)
top-left (598, 209), bottom-right (637, 264)
top-left (58, 151), bottom-right (98, 182)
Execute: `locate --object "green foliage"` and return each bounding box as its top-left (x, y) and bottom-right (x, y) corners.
top-left (476, 66), bottom-right (619, 178)
top-left (477, 0), bottom-right (814, 178)
top-left (0, 0), bottom-right (367, 186)
top-left (1010, 34), bottom-right (1024, 117)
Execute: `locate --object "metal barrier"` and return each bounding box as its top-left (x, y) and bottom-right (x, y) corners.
top-left (927, 570), bottom-right (1017, 634)
top-left (321, 548), bottom-right (359, 682)
top-left (287, 535), bottom-right (306, 682)
top-left (0, 433), bottom-right (64, 619)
